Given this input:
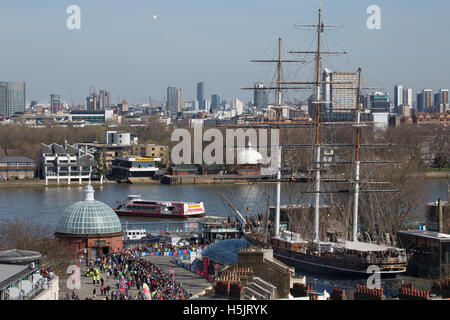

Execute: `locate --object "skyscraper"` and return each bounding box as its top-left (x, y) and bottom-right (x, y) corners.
top-left (394, 85), bottom-right (403, 110)
top-left (322, 69), bottom-right (332, 113)
top-left (0, 81), bottom-right (26, 117)
top-left (330, 72), bottom-right (357, 113)
top-left (50, 94), bottom-right (61, 114)
top-left (167, 86), bottom-right (182, 113)
top-left (402, 88), bottom-right (413, 108)
top-left (368, 92), bottom-right (390, 113)
top-left (253, 82), bottom-right (268, 110)
top-left (197, 82), bottom-right (205, 110)
top-left (434, 89), bottom-right (449, 112)
top-left (418, 89), bottom-right (433, 112)
top-left (86, 93), bottom-right (98, 111)
top-left (211, 94), bottom-right (220, 110)
top-left (98, 90), bottom-right (110, 109)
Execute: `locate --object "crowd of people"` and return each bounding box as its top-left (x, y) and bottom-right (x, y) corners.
top-left (70, 249), bottom-right (190, 300)
top-left (127, 241), bottom-right (208, 255)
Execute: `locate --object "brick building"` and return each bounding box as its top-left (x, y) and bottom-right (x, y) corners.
top-left (0, 156), bottom-right (36, 181)
top-left (54, 184), bottom-right (123, 259)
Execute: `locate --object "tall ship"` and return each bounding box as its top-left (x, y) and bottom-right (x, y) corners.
top-left (221, 6), bottom-right (408, 277)
top-left (114, 195), bottom-right (206, 219)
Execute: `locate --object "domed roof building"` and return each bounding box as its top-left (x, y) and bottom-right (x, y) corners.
top-left (237, 142), bottom-right (263, 165)
top-left (55, 185), bottom-right (123, 259)
top-left (236, 142), bottom-right (264, 176)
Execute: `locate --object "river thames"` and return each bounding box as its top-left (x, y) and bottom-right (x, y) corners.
top-left (0, 178), bottom-right (448, 297)
top-left (0, 179), bottom-right (448, 228)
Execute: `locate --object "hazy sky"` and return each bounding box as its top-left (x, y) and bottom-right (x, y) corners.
top-left (1, 0), bottom-right (449, 105)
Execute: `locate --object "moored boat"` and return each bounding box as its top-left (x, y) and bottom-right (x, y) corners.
top-left (114, 195), bottom-right (206, 219)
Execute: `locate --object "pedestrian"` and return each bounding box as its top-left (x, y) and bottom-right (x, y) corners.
top-left (93, 288), bottom-right (96, 299)
top-left (101, 277), bottom-right (104, 287)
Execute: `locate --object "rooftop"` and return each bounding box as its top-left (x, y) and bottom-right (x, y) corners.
top-left (0, 156), bottom-right (35, 164)
top-left (55, 185), bottom-right (122, 235)
top-left (0, 249), bottom-right (43, 264)
top-left (398, 230), bottom-right (450, 241)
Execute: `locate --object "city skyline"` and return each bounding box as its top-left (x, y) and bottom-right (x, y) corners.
top-left (0, 0), bottom-right (449, 105)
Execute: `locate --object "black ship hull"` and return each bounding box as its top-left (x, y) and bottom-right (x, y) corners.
top-left (245, 235), bottom-right (405, 279)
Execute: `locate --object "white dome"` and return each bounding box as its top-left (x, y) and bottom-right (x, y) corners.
top-left (237, 143), bottom-right (263, 165)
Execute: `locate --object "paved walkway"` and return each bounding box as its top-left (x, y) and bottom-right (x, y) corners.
top-left (61, 256), bottom-right (212, 300)
top-left (143, 256), bottom-right (212, 298)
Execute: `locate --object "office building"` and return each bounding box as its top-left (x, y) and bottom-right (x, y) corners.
top-left (322, 69), bottom-right (332, 112)
top-left (417, 89), bottom-right (433, 113)
top-left (86, 93), bottom-right (98, 111)
top-left (434, 89), bottom-right (449, 113)
top-left (98, 90), bottom-right (110, 109)
top-left (254, 82), bottom-right (268, 110)
top-left (40, 143), bottom-right (99, 185)
top-left (69, 109), bottom-right (114, 124)
top-left (368, 92), bottom-right (390, 113)
top-left (394, 85), bottom-right (403, 110)
top-left (167, 86), bottom-right (182, 113)
top-left (211, 94), bottom-right (220, 110)
top-left (197, 82), bottom-right (205, 110)
top-left (330, 72), bottom-right (357, 113)
top-left (50, 94), bottom-right (61, 114)
top-left (104, 131), bottom-right (138, 146)
top-left (0, 81), bottom-right (26, 117)
top-left (403, 88), bottom-right (413, 108)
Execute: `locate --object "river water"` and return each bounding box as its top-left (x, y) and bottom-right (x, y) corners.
top-left (0, 179), bottom-right (448, 297)
top-left (0, 179), bottom-right (448, 229)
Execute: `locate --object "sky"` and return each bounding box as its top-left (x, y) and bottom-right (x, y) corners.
top-left (0, 0), bottom-right (449, 105)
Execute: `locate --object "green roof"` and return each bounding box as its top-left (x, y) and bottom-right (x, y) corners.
top-left (55, 185), bottom-right (122, 235)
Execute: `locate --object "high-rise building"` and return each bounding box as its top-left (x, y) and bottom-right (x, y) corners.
top-left (86, 93), bottom-right (98, 111)
top-left (197, 82), bottom-right (205, 110)
top-left (403, 88), bottom-right (413, 107)
top-left (177, 88), bottom-right (182, 113)
top-left (368, 92), bottom-right (390, 113)
top-left (417, 89), bottom-right (433, 112)
top-left (394, 85), bottom-right (403, 110)
top-left (0, 82), bottom-right (26, 117)
top-left (322, 69), bottom-right (332, 113)
top-left (211, 94), bottom-right (220, 110)
top-left (394, 85), bottom-right (412, 114)
top-left (330, 72), bottom-right (357, 113)
top-left (253, 82), bottom-right (268, 110)
top-left (167, 86), bottom-right (182, 113)
top-left (98, 90), bottom-right (110, 109)
top-left (434, 89), bottom-right (449, 112)
top-left (50, 94), bottom-right (61, 114)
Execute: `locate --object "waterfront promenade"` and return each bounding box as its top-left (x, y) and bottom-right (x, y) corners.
top-left (62, 255), bottom-right (212, 300)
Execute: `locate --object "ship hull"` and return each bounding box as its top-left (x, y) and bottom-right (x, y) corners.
top-left (245, 235), bottom-right (405, 278)
top-left (115, 210), bottom-right (205, 219)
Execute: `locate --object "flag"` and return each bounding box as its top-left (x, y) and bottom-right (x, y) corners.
top-left (143, 283), bottom-right (151, 300)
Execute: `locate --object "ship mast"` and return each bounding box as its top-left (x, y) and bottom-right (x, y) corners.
top-left (275, 37), bottom-right (282, 237)
top-left (312, 7), bottom-right (323, 243)
top-left (352, 67), bottom-right (362, 242)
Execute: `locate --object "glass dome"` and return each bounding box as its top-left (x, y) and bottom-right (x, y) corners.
top-left (55, 185), bottom-right (122, 235)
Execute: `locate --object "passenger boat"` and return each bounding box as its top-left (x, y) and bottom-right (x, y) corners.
top-left (114, 195), bottom-right (206, 219)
